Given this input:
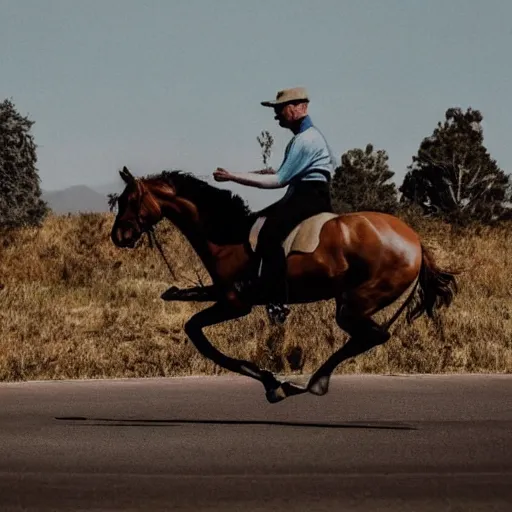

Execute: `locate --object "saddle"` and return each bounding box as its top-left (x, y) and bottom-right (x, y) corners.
top-left (248, 212), bottom-right (338, 262)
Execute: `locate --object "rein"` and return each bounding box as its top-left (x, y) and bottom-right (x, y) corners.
top-left (135, 179), bottom-right (178, 281)
top-left (146, 226), bottom-right (178, 281)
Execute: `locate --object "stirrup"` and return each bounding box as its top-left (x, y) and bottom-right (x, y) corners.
top-left (266, 303), bottom-right (290, 325)
top-left (233, 278), bottom-right (256, 296)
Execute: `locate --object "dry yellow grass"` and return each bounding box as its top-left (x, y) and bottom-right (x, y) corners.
top-left (0, 212), bottom-right (511, 381)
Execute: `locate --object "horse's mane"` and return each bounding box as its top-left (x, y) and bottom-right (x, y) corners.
top-left (145, 170), bottom-right (257, 244)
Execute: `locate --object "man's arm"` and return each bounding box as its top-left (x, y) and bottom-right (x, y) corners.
top-left (213, 168), bottom-right (283, 189)
top-left (251, 168), bottom-right (276, 175)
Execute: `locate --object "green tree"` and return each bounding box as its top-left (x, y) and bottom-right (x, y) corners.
top-left (399, 107), bottom-right (511, 224)
top-left (330, 143), bottom-right (398, 214)
top-left (0, 99), bottom-right (48, 228)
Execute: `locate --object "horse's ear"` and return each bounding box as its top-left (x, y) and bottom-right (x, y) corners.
top-left (119, 166), bottom-right (135, 184)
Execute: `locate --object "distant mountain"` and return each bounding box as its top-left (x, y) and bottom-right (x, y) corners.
top-left (42, 185), bottom-right (110, 214)
top-left (92, 180), bottom-right (124, 196)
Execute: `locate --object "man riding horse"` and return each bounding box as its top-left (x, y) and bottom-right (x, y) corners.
top-left (213, 87), bottom-right (337, 324)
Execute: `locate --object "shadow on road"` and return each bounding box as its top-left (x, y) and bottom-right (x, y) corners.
top-left (55, 417), bottom-right (416, 430)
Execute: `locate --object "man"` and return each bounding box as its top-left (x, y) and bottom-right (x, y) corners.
top-left (213, 87), bottom-right (336, 324)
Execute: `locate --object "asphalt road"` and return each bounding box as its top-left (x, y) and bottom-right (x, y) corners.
top-left (1, 375), bottom-right (511, 511)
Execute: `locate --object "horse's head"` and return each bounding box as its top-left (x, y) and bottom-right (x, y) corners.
top-left (112, 166), bottom-right (252, 249)
top-left (111, 166), bottom-right (171, 248)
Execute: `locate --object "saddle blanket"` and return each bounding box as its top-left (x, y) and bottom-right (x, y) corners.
top-left (249, 212), bottom-right (338, 257)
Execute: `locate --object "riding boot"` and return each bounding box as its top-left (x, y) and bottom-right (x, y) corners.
top-left (261, 246), bottom-right (290, 324)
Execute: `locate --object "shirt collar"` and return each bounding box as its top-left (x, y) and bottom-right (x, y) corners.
top-left (298, 115), bottom-right (313, 133)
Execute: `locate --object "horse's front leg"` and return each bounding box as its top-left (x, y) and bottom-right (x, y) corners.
top-left (183, 302), bottom-right (296, 403)
top-left (161, 284), bottom-right (218, 302)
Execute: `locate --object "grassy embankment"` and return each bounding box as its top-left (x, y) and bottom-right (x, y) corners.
top-left (0, 212), bottom-right (511, 381)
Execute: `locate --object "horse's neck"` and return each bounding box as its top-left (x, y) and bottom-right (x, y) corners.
top-left (166, 214), bottom-right (216, 274)
top-left (163, 212), bottom-right (249, 285)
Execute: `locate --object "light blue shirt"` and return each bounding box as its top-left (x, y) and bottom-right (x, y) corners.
top-left (276, 116), bottom-right (337, 186)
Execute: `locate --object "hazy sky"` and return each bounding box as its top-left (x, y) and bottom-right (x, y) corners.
top-left (2, 0), bottom-right (511, 209)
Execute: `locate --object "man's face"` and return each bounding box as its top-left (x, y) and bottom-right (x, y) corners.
top-left (273, 102), bottom-right (307, 128)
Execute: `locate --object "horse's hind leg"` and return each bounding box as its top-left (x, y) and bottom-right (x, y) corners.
top-left (307, 298), bottom-right (390, 397)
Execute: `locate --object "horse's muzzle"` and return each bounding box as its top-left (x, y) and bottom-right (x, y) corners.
top-left (111, 225), bottom-right (140, 249)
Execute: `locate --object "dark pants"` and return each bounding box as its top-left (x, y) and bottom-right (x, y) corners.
top-left (256, 180), bottom-right (333, 303)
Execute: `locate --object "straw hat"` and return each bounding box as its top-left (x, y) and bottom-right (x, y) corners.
top-left (261, 87), bottom-right (310, 107)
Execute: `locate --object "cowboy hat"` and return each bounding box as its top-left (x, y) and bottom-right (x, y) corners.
top-left (261, 87), bottom-right (310, 107)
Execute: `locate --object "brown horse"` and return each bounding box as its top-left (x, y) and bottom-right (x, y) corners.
top-left (110, 166), bottom-right (458, 403)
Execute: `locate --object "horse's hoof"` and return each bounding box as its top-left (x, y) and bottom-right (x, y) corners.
top-left (265, 385), bottom-right (288, 404)
top-left (161, 286), bottom-right (180, 300)
top-left (308, 375), bottom-right (330, 396)
top-left (265, 382), bottom-right (307, 403)
top-left (281, 381), bottom-right (307, 397)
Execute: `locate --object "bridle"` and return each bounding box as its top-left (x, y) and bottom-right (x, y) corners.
top-left (129, 179), bottom-right (178, 281)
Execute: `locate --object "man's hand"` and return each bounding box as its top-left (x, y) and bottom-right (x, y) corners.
top-left (213, 168), bottom-right (232, 182)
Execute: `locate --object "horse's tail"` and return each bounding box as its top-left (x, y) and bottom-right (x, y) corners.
top-left (406, 244), bottom-right (459, 323)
